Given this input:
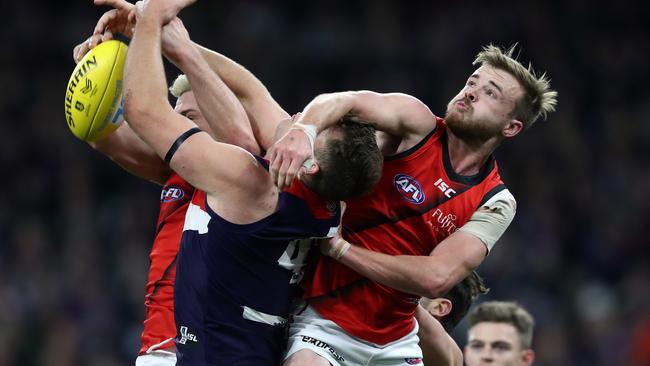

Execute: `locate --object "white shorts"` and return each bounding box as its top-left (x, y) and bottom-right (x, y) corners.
top-left (285, 305), bottom-right (423, 366)
top-left (135, 349), bottom-right (176, 366)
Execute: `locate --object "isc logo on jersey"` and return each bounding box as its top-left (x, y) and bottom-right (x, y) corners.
top-left (161, 186), bottom-right (185, 202)
top-left (394, 174), bottom-right (425, 204)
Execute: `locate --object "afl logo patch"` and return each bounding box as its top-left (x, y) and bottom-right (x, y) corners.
top-left (161, 185), bottom-right (185, 202)
top-left (394, 174), bottom-right (425, 204)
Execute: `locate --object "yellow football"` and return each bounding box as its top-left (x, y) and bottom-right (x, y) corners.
top-left (64, 40), bottom-right (128, 141)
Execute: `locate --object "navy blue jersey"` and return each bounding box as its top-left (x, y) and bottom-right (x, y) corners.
top-left (174, 176), bottom-right (340, 366)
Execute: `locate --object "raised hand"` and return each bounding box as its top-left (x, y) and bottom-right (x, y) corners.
top-left (136, 0), bottom-right (197, 25)
top-left (265, 117), bottom-right (316, 190)
top-left (73, 0), bottom-right (138, 64)
top-left (72, 33), bottom-right (105, 63)
top-left (93, 0), bottom-right (136, 31)
top-left (161, 17), bottom-right (192, 62)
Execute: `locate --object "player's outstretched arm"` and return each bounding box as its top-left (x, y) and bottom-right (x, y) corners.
top-left (164, 40), bottom-right (290, 152)
top-left (298, 91), bottom-right (436, 138)
top-left (89, 1), bottom-right (279, 154)
top-left (90, 122), bottom-right (170, 185)
top-left (196, 44), bottom-right (290, 151)
top-left (267, 91), bottom-right (437, 190)
top-left (91, 0), bottom-right (283, 154)
top-left (160, 18), bottom-right (260, 155)
top-left (122, 0), bottom-right (271, 213)
top-left (415, 305), bottom-right (463, 366)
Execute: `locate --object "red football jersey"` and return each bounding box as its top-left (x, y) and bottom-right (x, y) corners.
top-left (139, 172), bottom-right (195, 355)
top-left (303, 120), bottom-right (508, 345)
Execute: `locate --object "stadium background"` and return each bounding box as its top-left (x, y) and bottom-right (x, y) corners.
top-left (1, 0), bottom-right (649, 365)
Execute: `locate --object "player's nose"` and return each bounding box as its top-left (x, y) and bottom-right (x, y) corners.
top-left (465, 90), bottom-right (477, 102)
top-left (478, 347), bottom-right (495, 363)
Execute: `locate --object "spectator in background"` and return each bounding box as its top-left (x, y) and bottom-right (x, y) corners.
top-left (465, 301), bottom-right (535, 366)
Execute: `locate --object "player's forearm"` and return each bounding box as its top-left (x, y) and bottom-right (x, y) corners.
top-left (173, 45), bottom-right (261, 154)
top-left (338, 245), bottom-right (456, 298)
top-left (295, 92), bottom-right (357, 132)
top-left (122, 16), bottom-right (172, 157)
top-left (193, 44), bottom-right (266, 101)
top-left (193, 44), bottom-right (289, 150)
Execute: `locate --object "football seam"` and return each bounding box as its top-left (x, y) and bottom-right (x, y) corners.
top-left (86, 41), bottom-right (122, 140)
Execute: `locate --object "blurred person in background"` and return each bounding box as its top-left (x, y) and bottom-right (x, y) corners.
top-left (465, 301), bottom-right (535, 366)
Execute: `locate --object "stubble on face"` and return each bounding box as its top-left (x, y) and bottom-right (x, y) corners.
top-left (444, 100), bottom-right (503, 143)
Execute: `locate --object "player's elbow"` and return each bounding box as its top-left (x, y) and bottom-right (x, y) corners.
top-left (420, 271), bottom-right (454, 298)
top-left (123, 92), bottom-right (158, 127)
top-left (313, 91), bottom-right (356, 106)
top-left (230, 130), bottom-right (261, 155)
top-left (122, 92), bottom-right (145, 123)
top-left (421, 280), bottom-right (446, 299)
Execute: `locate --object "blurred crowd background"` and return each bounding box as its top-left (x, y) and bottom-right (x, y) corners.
top-left (1, 0), bottom-right (649, 365)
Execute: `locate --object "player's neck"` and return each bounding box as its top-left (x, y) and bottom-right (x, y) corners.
top-left (445, 131), bottom-right (498, 176)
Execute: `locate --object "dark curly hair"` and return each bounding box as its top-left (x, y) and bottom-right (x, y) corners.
top-left (438, 271), bottom-right (490, 332)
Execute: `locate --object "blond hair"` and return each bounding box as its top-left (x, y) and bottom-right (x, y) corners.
top-left (473, 44), bottom-right (557, 130)
top-left (169, 74), bottom-right (191, 98)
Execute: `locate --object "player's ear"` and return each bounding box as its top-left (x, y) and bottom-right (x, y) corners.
top-left (303, 161), bottom-right (320, 176)
top-left (521, 349), bottom-right (535, 366)
top-left (502, 118), bottom-right (523, 138)
top-left (427, 298), bottom-right (453, 317)
top-left (297, 161), bottom-right (320, 183)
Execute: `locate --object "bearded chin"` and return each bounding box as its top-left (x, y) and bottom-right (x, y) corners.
top-left (445, 110), bottom-right (500, 143)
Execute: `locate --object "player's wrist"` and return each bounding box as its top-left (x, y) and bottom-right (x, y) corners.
top-left (137, 14), bottom-right (163, 30)
top-left (168, 43), bottom-right (200, 68)
top-left (288, 122), bottom-right (317, 169)
top-left (327, 238), bottom-right (351, 260)
top-left (290, 122), bottom-right (317, 144)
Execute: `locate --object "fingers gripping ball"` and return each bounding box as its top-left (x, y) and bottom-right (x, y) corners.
top-left (64, 40), bottom-right (128, 141)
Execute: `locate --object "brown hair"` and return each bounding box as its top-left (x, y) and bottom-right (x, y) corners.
top-left (307, 119), bottom-right (382, 201)
top-left (468, 301), bottom-right (535, 349)
top-left (473, 44), bottom-right (558, 130)
top-left (438, 271), bottom-right (490, 332)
